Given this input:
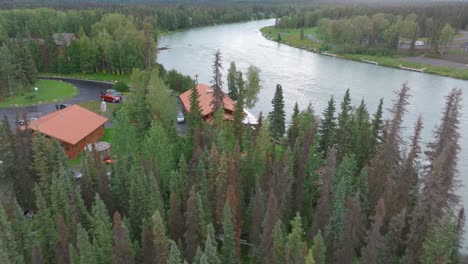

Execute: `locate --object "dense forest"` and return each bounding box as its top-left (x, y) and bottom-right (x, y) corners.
top-left (0, 48), bottom-right (465, 263)
top-left (0, 5), bottom-right (274, 98)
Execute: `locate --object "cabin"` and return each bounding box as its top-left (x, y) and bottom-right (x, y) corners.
top-left (28, 105), bottom-right (108, 158)
top-left (179, 83), bottom-right (258, 125)
top-left (52, 33), bottom-right (79, 47)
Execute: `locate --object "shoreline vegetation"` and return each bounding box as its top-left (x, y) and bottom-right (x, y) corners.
top-left (260, 25), bottom-right (468, 80)
top-left (0, 80), bottom-right (78, 108)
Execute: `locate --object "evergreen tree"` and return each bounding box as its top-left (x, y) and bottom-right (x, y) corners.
top-left (113, 212), bottom-right (134, 264)
top-left (287, 102), bottom-right (300, 147)
top-left (168, 241), bottom-right (183, 264)
top-left (90, 195), bottom-right (113, 264)
top-left (335, 89), bottom-right (352, 158)
top-left (318, 97), bottom-right (336, 153)
top-left (222, 203), bottom-right (238, 264)
top-left (227, 62), bottom-right (238, 101)
top-left (311, 231), bottom-right (326, 264)
top-left (211, 49), bottom-right (224, 112)
top-left (31, 243), bottom-right (44, 264)
top-left (187, 84), bottom-right (203, 142)
top-left (357, 169), bottom-right (370, 216)
top-left (421, 216), bottom-right (459, 264)
top-left (0, 205), bottom-right (24, 264)
top-left (370, 98), bottom-right (384, 156)
top-left (269, 84), bottom-right (286, 140)
top-left (233, 72), bottom-right (245, 144)
top-left (150, 210), bottom-right (170, 264)
top-left (76, 225), bottom-right (98, 264)
top-left (259, 191), bottom-right (279, 264)
top-left (285, 213), bottom-right (306, 264)
top-left (215, 152), bottom-right (229, 226)
top-left (204, 226), bottom-right (221, 264)
top-left (272, 220), bottom-right (286, 264)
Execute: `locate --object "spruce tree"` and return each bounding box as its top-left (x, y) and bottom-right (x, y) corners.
top-left (168, 241), bottom-right (183, 264)
top-left (269, 84), bottom-right (286, 140)
top-left (287, 102), bottom-right (300, 147)
top-left (336, 89), bottom-right (352, 158)
top-left (211, 49), bottom-right (224, 112)
top-left (318, 97), bottom-right (336, 154)
top-left (233, 72), bottom-right (245, 144)
top-left (151, 210), bottom-right (170, 264)
top-left (311, 231), bottom-right (326, 264)
top-left (272, 221), bottom-right (286, 264)
top-left (227, 62), bottom-right (238, 101)
top-left (285, 213), bottom-right (306, 264)
top-left (90, 195), bottom-right (113, 264)
top-left (421, 216), bottom-right (459, 264)
top-left (0, 205), bottom-right (24, 264)
top-left (370, 98), bottom-right (384, 156)
top-left (222, 203), bottom-right (238, 264)
top-left (187, 84), bottom-right (203, 142)
top-left (76, 225), bottom-right (98, 264)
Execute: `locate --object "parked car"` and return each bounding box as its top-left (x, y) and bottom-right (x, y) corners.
top-left (177, 112), bottom-right (185, 123)
top-left (71, 170), bottom-right (83, 180)
top-left (56, 103), bottom-right (71, 110)
top-left (106, 89), bottom-right (122, 97)
top-left (100, 92), bottom-right (121, 103)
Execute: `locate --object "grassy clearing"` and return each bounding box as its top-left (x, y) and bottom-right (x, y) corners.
top-left (77, 100), bottom-right (121, 118)
top-left (101, 128), bottom-right (113, 142)
top-left (260, 26), bottom-right (321, 51)
top-left (0, 80), bottom-right (78, 107)
top-left (260, 26), bottom-right (468, 80)
top-left (41, 72), bottom-right (131, 84)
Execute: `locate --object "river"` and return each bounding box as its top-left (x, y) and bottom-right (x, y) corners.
top-left (158, 19), bottom-right (468, 247)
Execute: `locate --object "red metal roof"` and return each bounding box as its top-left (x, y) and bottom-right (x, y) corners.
top-left (29, 105), bottom-right (108, 145)
top-left (179, 83), bottom-right (235, 117)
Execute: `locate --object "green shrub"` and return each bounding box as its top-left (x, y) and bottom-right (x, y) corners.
top-left (114, 81), bottom-right (129, 92)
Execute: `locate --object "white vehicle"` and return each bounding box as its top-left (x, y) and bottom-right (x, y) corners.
top-left (177, 112), bottom-right (185, 123)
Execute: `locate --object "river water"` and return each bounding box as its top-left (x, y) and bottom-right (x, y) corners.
top-left (158, 19), bottom-right (468, 247)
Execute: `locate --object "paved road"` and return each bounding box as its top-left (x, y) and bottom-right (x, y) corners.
top-left (0, 77), bottom-right (114, 127)
top-left (401, 56), bottom-right (468, 69)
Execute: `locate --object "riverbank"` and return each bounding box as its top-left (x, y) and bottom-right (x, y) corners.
top-left (260, 26), bottom-right (468, 80)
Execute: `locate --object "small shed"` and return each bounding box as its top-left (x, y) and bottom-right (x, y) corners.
top-left (86, 141), bottom-right (111, 161)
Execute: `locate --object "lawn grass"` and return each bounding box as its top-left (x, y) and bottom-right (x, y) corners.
top-left (261, 25), bottom-right (468, 80)
top-left (0, 80), bottom-right (78, 107)
top-left (101, 128), bottom-right (113, 142)
top-left (77, 100), bottom-right (120, 115)
top-left (69, 152), bottom-right (84, 169)
top-left (41, 72), bottom-right (131, 84)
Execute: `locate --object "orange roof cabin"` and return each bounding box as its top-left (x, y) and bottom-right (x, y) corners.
top-left (29, 105), bottom-right (108, 158)
top-left (179, 83), bottom-right (236, 122)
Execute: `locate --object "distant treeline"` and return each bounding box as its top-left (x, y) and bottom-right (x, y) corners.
top-left (276, 3), bottom-right (468, 55)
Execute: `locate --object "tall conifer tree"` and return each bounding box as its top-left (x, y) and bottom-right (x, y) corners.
top-left (269, 84), bottom-right (285, 140)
